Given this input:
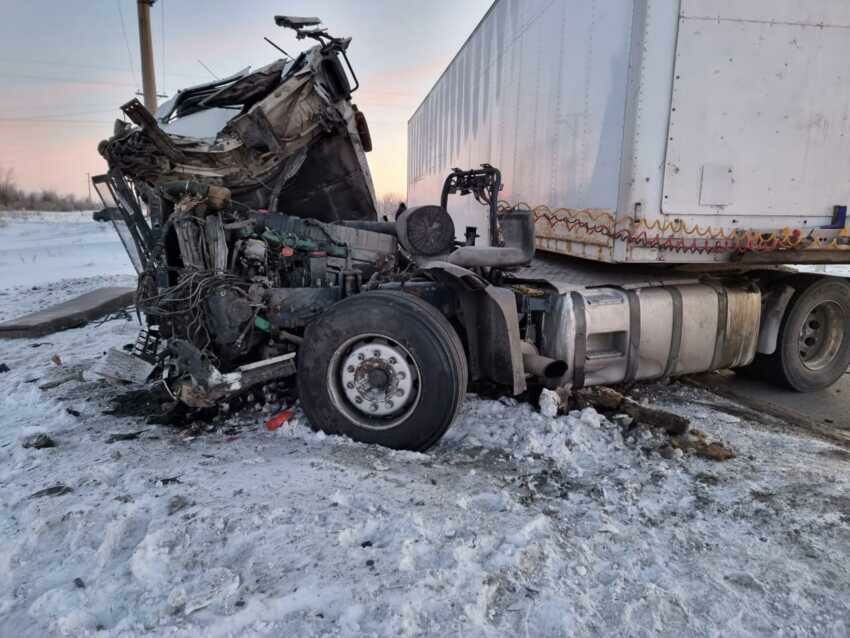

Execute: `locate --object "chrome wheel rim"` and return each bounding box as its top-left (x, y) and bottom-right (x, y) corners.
top-left (327, 334), bottom-right (421, 430)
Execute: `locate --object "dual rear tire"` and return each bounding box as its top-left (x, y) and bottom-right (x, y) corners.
top-left (747, 276), bottom-right (850, 392)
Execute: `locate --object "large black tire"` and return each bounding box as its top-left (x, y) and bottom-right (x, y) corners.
top-left (747, 277), bottom-right (850, 392)
top-left (297, 290), bottom-right (468, 451)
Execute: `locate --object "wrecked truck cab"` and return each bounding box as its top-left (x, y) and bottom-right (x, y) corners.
top-left (93, 16), bottom-right (560, 451)
top-left (98, 16), bottom-right (376, 223)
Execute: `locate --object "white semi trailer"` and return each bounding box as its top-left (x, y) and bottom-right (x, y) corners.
top-left (407, 0), bottom-right (850, 396)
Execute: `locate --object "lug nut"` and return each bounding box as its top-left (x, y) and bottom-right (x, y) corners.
top-left (370, 403), bottom-right (379, 411)
top-left (346, 382), bottom-right (354, 389)
top-left (357, 353), bottom-right (365, 361)
top-left (385, 401), bottom-right (394, 409)
top-left (355, 396), bottom-right (362, 404)
top-left (396, 389), bottom-right (404, 397)
top-left (398, 371), bottom-right (406, 380)
top-left (389, 357), bottom-right (397, 365)
top-left (373, 350), bottom-right (381, 358)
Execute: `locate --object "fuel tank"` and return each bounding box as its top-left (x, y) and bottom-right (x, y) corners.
top-left (540, 282), bottom-right (762, 389)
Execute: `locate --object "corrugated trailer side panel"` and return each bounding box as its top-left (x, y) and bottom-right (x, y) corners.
top-left (407, 0), bottom-right (635, 255)
top-left (410, 0), bottom-right (850, 265)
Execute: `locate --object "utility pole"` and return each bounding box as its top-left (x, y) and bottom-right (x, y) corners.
top-left (136, 0), bottom-right (158, 113)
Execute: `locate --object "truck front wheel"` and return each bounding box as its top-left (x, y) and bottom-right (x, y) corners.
top-left (297, 291), bottom-right (468, 451)
top-left (752, 277), bottom-right (850, 392)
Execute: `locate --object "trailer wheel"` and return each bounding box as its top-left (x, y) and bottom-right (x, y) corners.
top-left (751, 277), bottom-right (850, 392)
top-left (297, 291), bottom-right (468, 451)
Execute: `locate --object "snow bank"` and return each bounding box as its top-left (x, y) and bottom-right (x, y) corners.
top-left (0, 275), bottom-right (849, 632)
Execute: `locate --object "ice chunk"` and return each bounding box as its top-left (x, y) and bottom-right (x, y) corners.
top-left (539, 388), bottom-right (561, 418)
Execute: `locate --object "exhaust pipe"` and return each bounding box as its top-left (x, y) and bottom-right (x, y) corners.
top-left (521, 342), bottom-right (568, 380)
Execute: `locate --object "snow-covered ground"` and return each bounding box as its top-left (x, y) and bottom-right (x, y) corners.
top-left (1, 214), bottom-right (850, 636)
top-left (0, 212), bottom-right (135, 289)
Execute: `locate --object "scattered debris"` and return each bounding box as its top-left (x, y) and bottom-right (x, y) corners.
top-left (574, 386), bottom-right (624, 411)
top-left (671, 428), bottom-right (736, 461)
top-left (266, 409), bottom-right (295, 431)
top-left (0, 362), bottom-right (9, 373)
top-left (622, 399), bottom-right (690, 436)
top-left (575, 385), bottom-right (690, 435)
top-left (106, 430), bottom-right (147, 443)
top-left (73, 577), bottom-right (86, 589)
top-left (94, 348), bottom-right (155, 385)
top-left (37, 369), bottom-right (84, 390)
top-left (51, 354), bottom-right (62, 366)
top-left (65, 408), bottom-right (81, 417)
top-left (21, 433), bottom-right (57, 449)
top-left (156, 475), bottom-right (183, 486)
top-left (29, 484), bottom-right (73, 499)
top-left (167, 495), bottom-right (191, 516)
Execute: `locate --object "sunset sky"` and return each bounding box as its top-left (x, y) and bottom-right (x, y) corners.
top-left (0, 0), bottom-right (492, 199)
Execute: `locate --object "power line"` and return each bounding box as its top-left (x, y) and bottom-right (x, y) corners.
top-left (0, 108), bottom-right (118, 120)
top-left (117, 0), bottom-right (139, 88)
top-left (0, 56), bottom-right (198, 80)
top-left (0, 71), bottom-right (137, 88)
top-left (0, 118), bottom-right (113, 125)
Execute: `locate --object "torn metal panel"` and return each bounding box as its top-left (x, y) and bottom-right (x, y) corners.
top-left (99, 27), bottom-right (377, 222)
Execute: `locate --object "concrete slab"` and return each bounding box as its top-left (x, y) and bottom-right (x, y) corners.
top-left (0, 287), bottom-right (135, 339)
top-left (687, 370), bottom-right (850, 446)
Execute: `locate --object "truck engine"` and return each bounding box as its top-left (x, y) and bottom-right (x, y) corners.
top-left (131, 179), bottom-right (400, 408)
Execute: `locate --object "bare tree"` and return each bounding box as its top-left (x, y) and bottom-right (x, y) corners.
top-left (0, 166), bottom-right (96, 211)
top-left (378, 192), bottom-right (404, 220)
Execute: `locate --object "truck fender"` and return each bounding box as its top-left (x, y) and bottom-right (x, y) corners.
top-left (419, 262), bottom-right (526, 395)
top-left (756, 284), bottom-right (795, 355)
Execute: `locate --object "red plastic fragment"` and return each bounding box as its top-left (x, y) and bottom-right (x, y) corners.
top-left (266, 410), bottom-right (295, 431)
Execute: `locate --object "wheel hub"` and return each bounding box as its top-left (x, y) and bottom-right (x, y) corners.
top-left (340, 342), bottom-right (414, 417)
top-left (798, 300), bottom-right (844, 371)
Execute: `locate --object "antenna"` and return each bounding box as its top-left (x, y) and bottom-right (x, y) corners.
top-left (197, 60), bottom-right (219, 80)
top-left (263, 37), bottom-right (291, 59)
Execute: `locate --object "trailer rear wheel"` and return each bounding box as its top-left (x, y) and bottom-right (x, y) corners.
top-left (751, 277), bottom-right (850, 392)
top-left (297, 291), bottom-right (468, 451)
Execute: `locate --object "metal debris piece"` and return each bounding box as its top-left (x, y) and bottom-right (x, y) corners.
top-left (29, 485), bottom-right (73, 499)
top-left (21, 433), bottom-right (57, 449)
top-left (106, 430), bottom-right (148, 443)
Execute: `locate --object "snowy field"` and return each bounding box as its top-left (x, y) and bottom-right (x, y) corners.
top-left (0, 211), bottom-right (135, 288)
top-left (1, 214), bottom-right (850, 636)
